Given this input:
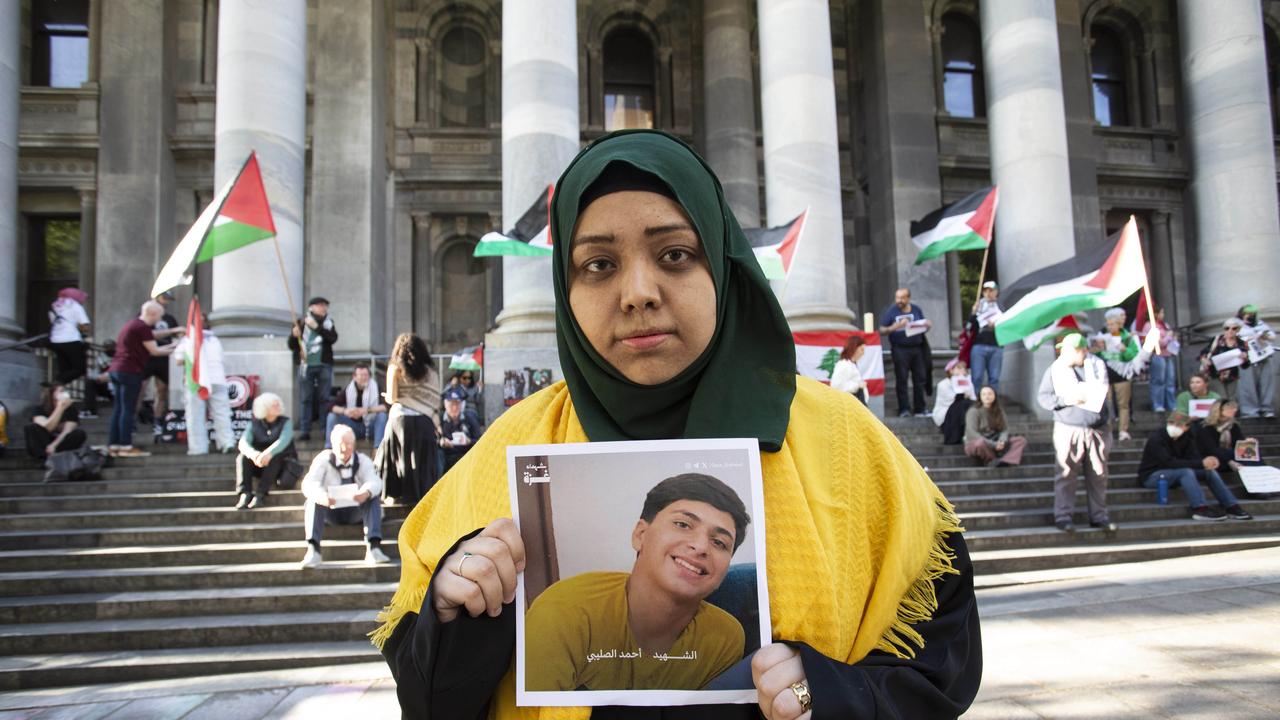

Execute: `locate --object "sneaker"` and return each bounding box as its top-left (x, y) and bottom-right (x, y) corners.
top-left (1090, 520), bottom-right (1119, 532)
top-left (1263, 411), bottom-right (1276, 419)
top-left (1118, 431), bottom-right (1132, 442)
top-left (1191, 506), bottom-right (1227, 521)
top-left (78, 410), bottom-right (98, 419)
top-left (897, 411), bottom-right (911, 418)
top-left (300, 546), bottom-right (322, 569)
top-left (246, 494), bottom-right (264, 510)
top-left (299, 432), bottom-right (312, 442)
top-left (1055, 519), bottom-right (1075, 532)
top-left (1152, 407), bottom-right (1168, 413)
top-left (365, 546), bottom-right (391, 565)
top-left (1224, 505), bottom-right (1254, 520)
top-left (914, 412), bottom-right (931, 418)
top-left (114, 446), bottom-right (151, 458)
top-left (234, 494), bottom-right (251, 510)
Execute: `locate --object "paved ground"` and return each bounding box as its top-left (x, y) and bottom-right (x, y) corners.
top-left (0, 548), bottom-right (1276, 719)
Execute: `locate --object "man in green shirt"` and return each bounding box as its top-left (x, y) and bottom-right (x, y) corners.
top-left (1176, 372), bottom-right (1221, 416)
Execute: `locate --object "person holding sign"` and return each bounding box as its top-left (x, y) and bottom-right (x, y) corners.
top-left (1175, 373), bottom-right (1220, 417)
top-left (299, 424), bottom-right (389, 568)
top-left (932, 360), bottom-right (977, 445)
top-left (1236, 304), bottom-right (1276, 419)
top-left (1193, 400), bottom-right (1260, 473)
top-left (1093, 308), bottom-right (1140, 442)
top-left (1199, 318), bottom-right (1250, 401)
top-left (372, 131), bottom-right (981, 719)
top-left (1137, 412), bottom-right (1252, 521)
top-left (1038, 333), bottom-right (1117, 533)
top-left (879, 288), bottom-right (933, 417)
top-left (968, 281), bottom-right (1004, 392)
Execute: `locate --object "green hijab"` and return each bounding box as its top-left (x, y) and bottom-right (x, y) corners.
top-left (551, 130), bottom-right (796, 451)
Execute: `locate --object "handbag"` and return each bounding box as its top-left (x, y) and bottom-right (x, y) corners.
top-left (275, 456), bottom-right (304, 489)
top-left (44, 447), bottom-right (107, 483)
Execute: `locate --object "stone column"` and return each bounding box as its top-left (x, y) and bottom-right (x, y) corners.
top-left (1179, 0), bottom-right (1280, 324)
top-left (981, 0), bottom-right (1076, 416)
top-left (757, 0), bottom-right (854, 330)
top-left (310, 0), bottom-right (387, 355)
top-left (703, 0), bottom-right (760, 227)
top-left (0, 0), bottom-right (20, 340)
top-left (484, 0), bottom-right (580, 422)
top-left (77, 190), bottom-right (96, 323)
top-left (210, 0), bottom-right (306, 337)
top-left (210, 0), bottom-right (306, 410)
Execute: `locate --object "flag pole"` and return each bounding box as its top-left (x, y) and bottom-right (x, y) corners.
top-left (973, 243), bottom-right (991, 312)
top-left (1128, 215), bottom-right (1160, 354)
top-left (271, 234), bottom-right (300, 328)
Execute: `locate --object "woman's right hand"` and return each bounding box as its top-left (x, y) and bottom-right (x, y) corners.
top-left (431, 518), bottom-right (526, 623)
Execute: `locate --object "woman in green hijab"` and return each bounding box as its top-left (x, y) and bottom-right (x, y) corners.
top-left (375, 130), bottom-right (981, 720)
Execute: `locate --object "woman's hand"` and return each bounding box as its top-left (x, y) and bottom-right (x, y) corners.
top-left (431, 518), bottom-right (526, 623)
top-left (752, 643), bottom-right (812, 720)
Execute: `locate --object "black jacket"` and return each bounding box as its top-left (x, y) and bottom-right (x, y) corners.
top-left (287, 313), bottom-right (338, 366)
top-left (1193, 421), bottom-right (1244, 467)
top-left (1137, 428), bottom-right (1204, 483)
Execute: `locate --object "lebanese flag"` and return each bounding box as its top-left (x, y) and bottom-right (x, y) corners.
top-left (184, 297), bottom-right (209, 401)
top-left (475, 185), bottom-right (553, 257)
top-left (151, 152), bottom-right (277, 297)
top-left (793, 331), bottom-right (885, 397)
top-left (995, 217), bottom-right (1148, 346)
top-left (910, 186), bottom-right (997, 264)
top-left (745, 210), bottom-right (807, 280)
top-left (1021, 313), bottom-right (1093, 351)
top-left (449, 344), bottom-right (484, 372)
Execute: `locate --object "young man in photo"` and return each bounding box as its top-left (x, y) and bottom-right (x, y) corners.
top-left (523, 473), bottom-right (751, 692)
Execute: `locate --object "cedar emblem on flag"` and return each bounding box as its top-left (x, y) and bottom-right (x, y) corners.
top-left (449, 344), bottom-right (484, 372)
top-left (745, 210), bottom-right (807, 281)
top-left (151, 152), bottom-right (277, 298)
top-left (474, 185), bottom-right (554, 257)
top-left (995, 217), bottom-right (1148, 346)
top-left (792, 331), bottom-right (885, 397)
top-left (910, 186), bottom-right (998, 264)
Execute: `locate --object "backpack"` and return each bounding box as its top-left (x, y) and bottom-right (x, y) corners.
top-left (44, 447), bottom-right (108, 483)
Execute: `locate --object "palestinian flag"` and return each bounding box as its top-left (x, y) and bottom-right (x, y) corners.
top-left (475, 185), bottom-right (553, 257)
top-left (995, 217), bottom-right (1148, 346)
top-left (184, 296), bottom-right (210, 400)
top-left (910, 186), bottom-right (998, 264)
top-left (1021, 313), bottom-right (1092, 351)
top-left (449, 344), bottom-right (484, 372)
top-left (793, 331), bottom-right (885, 397)
top-left (745, 210), bottom-right (807, 281)
top-left (151, 153), bottom-right (276, 297)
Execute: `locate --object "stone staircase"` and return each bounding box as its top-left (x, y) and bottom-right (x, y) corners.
top-left (0, 364), bottom-right (1277, 692)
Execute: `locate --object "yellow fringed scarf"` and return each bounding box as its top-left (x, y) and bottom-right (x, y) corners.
top-left (372, 377), bottom-right (961, 720)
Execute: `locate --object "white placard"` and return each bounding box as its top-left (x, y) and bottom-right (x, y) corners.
top-left (904, 319), bottom-right (930, 337)
top-left (1239, 465), bottom-right (1280, 494)
top-left (328, 483), bottom-right (362, 509)
top-left (1247, 340), bottom-right (1275, 365)
top-left (977, 308), bottom-right (1002, 329)
top-left (952, 375), bottom-right (974, 396)
top-left (1188, 398), bottom-right (1216, 419)
top-left (1082, 382), bottom-right (1110, 414)
top-left (451, 431), bottom-right (469, 445)
top-left (1211, 349), bottom-right (1244, 371)
top-left (509, 438), bottom-right (769, 708)
top-left (1235, 439), bottom-right (1261, 463)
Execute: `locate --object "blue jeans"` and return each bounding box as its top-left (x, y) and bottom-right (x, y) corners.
top-left (108, 371), bottom-right (143, 446)
top-left (970, 344), bottom-right (1004, 393)
top-left (298, 364), bottom-right (333, 434)
top-left (305, 495), bottom-right (382, 545)
top-left (324, 412), bottom-right (388, 449)
top-left (1147, 354), bottom-right (1178, 411)
top-left (1142, 468), bottom-right (1238, 509)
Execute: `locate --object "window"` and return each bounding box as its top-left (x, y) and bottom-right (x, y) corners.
top-left (26, 217), bottom-right (82, 334)
top-left (30, 0), bottom-right (90, 88)
top-left (439, 26), bottom-right (487, 128)
top-left (603, 29), bottom-right (655, 131)
top-left (439, 239), bottom-right (488, 346)
top-left (1091, 28), bottom-right (1130, 127)
top-left (941, 13), bottom-right (985, 118)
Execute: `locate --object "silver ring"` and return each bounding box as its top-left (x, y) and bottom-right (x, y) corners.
top-left (456, 551), bottom-right (474, 577)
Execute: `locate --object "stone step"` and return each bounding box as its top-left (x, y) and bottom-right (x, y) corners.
top-left (950, 486), bottom-right (1241, 512)
top-left (0, 561), bottom-right (400, 599)
top-left (0, 609), bottom-right (379, 656)
top-left (0, 477), bottom-right (236, 498)
top-left (0, 540), bottom-right (392, 572)
top-left (0, 504), bottom-right (411, 532)
top-left (970, 533), bottom-right (1280, 575)
top-left (0, 520), bottom-right (405, 551)
top-left (0, 490), bottom-right (307, 514)
top-left (958, 498), bottom-right (1280, 531)
top-left (963, 513), bottom-right (1280, 551)
top-left (0, 583), bottom-right (396, 624)
top-left (925, 460), bottom-right (1139, 481)
top-left (0, 640), bottom-right (379, 691)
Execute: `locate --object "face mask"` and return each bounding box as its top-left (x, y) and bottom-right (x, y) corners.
top-left (1166, 425), bottom-right (1185, 439)
top-left (1245, 314), bottom-right (1258, 324)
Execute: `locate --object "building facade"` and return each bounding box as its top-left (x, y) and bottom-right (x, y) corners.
top-left (5, 0), bottom-right (1280, 413)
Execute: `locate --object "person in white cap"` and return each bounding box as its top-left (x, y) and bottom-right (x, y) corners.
top-left (968, 281), bottom-right (1004, 393)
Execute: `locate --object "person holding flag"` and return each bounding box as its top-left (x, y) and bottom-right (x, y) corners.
top-left (174, 302), bottom-right (234, 455)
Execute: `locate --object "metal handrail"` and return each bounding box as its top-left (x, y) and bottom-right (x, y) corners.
top-left (0, 334), bottom-right (50, 353)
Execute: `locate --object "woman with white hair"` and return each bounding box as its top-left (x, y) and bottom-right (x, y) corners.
top-left (1199, 317), bottom-right (1250, 402)
top-left (1094, 307), bottom-right (1140, 441)
top-left (234, 392), bottom-right (298, 509)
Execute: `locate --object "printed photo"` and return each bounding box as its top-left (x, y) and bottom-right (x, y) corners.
top-left (508, 438), bottom-right (769, 707)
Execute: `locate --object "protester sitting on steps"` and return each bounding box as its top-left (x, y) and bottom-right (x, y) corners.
top-left (964, 385), bottom-right (1027, 468)
top-left (933, 359), bottom-right (976, 445)
top-left (23, 384), bottom-right (88, 461)
top-left (300, 424), bottom-right (389, 568)
top-left (1193, 399), bottom-right (1259, 474)
top-left (1175, 373), bottom-right (1220, 416)
top-left (1137, 411), bottom-right (1252, 521)
top-left (324, 361), bottom-right (388, 450)
top-left (234, 392), bottom-right (298, 510)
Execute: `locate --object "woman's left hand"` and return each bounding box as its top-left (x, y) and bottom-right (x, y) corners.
top-left (752, 643), bottom-right (812, 720)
